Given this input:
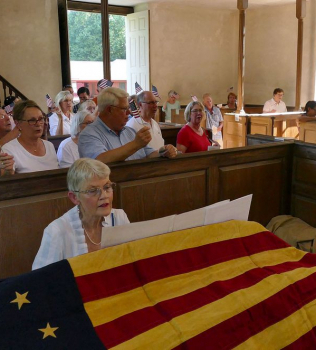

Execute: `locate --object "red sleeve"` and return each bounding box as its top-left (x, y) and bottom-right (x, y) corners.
top-left (176, 126), bottom-right (192, 148)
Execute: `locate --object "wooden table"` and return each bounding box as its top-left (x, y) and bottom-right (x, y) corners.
top-left (223, 112), bottom-right (301, 148)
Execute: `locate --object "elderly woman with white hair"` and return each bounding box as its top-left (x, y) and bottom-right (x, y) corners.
top-left (57, 110), bottom-right (95, 168)
top-left (32, 158), bottom-right (130, 269)
top-left (49, 91), bottom-right (74, 136)
top-left (78, 99), bottom-right (97, 116)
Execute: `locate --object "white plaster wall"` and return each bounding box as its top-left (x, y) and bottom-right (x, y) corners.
top-left (245, 1), bottom-right (316, 107)
top-left (147, 2), bottom-right (239, 105)
top-left (0, 0), bottom-right (62, 111)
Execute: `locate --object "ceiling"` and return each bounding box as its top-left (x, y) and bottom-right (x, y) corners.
top-left (71, 0), bottom-right (297, 10)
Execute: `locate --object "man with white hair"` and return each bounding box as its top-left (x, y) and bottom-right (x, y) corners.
top-left (126, 90), bottom-right (164, 151)
top-left (78, 87), bottom-right (177, 163)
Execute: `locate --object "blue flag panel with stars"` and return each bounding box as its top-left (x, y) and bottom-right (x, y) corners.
top-left (0, 260), bottom-right (105, 349)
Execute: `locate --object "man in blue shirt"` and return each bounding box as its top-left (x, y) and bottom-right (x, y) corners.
top-left (78, 87), bottom-right (177, 163)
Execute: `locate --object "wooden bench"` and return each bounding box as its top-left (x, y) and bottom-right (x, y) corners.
top-left (0, 142), bottom-right (296, 278)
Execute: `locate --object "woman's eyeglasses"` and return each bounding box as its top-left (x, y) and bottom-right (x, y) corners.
top-left (21, 117), bottom-right (45, 125)
top-left (74, 183), bottom-right (116, 197)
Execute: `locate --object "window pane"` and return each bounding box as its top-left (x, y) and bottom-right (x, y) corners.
top-left (109, 15), bottom-right (127, 91)
top-left (68, 10), bottom-right (103, 101)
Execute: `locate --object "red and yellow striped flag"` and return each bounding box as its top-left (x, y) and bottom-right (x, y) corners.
top-left (69, 220), bottom-right (316, 349)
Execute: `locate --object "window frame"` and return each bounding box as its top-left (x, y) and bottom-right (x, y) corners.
top-left (57, 0), bottom-right (133, 86)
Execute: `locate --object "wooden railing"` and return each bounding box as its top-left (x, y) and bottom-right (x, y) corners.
top-left (0, 75), bottom-right (28, 105)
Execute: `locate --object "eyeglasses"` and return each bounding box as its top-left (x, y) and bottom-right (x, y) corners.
top-left (21, 116), bottom-right (45, 125)
top-left (74, 182), bottom-right (116, 197)
top-left (110, 105), bottom-right (130, 113)
top-left (191, 109), bottom-right (203, 114)
top-left (141, 101), bottom-right (159, 106)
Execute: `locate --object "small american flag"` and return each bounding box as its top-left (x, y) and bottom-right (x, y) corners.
top-left (152, 85), bottom-right (160, 99)
top-left (4, 103), bottom-right (14, 115)
top-left (135, 82), bottom-right (143, 94)
top-left (129, 99), bottom-right (141, 118)
top-left (191, 95), bottom-right (198, 102)
top-left (227, 86), bottom-right (234, 92)
top-left (46, 94), bottom-right (55, 108)
top-left (99, 79), bottom-right (113, 89)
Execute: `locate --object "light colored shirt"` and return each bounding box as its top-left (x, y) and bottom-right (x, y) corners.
top-left (263, 98), bottom-right (287, 113)
top-left (126, 117), bottom-right (164, 150)
top-left (49, 111), bottom-right (73, 136)
top-left (2, 138), bottom-right (59, 173)
top-left (78, 117), bottom-right (155, 161)
top-left (32, 206), bottom-right (130, 270)
top-left (162, 101), bottom-right (181, 122)
top-left (204, 106), bottom-right (223, 141)
top-left (57, 137), bottom-right (79, 168)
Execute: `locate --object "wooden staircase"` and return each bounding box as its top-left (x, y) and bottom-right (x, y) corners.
top-left (0, 75), bottom-right (28, 106)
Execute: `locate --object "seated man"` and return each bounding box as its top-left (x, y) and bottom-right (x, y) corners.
top-left (263, 88), bottom-right (287, 113)
top-left (203, 93), bottom-right (223, 148)
top-left (73, 87), bottom-right (90, 114)
top-left (126, 90), bottom-right (164, 151)
top-left (0, 108), bottom-right (19, 147)
top-left (78, 87), bottom-right (177, 163)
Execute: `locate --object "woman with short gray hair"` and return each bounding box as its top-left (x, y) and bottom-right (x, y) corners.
top-left (49, 91), bottom-right (74, 136)
top-left (33, 158), bottom-right (130, 269)
top-left (177, 101), bottom-right (215, 153)
top-left (57, 110), bottom-right (95, 168)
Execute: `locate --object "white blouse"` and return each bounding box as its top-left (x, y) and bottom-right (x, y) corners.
top-left (32, 206), bottom-right (130, 270)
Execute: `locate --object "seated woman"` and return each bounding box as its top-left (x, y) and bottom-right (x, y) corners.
top-left (1, 100), bottom-right (58, 173)
top-left (162, 90), bottom-right (180, 123)
top-left (32, 158), bottom-right (130, 269)
top-left (176, 101), bottom-right (215, 153)
top-left (78, 99), bottom-right (97, 115)
top-left (57, 110), bottom-right (95, 168)
top-left (220, 92), bottom-right (237, 110)
top-left (49, 91), bottom-right (74, 136)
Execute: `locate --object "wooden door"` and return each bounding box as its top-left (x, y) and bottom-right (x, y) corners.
top-left (126, 11), bottom-right (150, 95)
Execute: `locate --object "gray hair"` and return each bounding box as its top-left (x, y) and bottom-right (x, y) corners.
top-left (70, 110), bottom-right (91, 138)
top-left (67, 158), bottom-right (111, 192)
top-left (97, 87), bottom-right (129, 114)
top-left (184, 101), bottom-right (205, 122)
top-left (78, 100), bottom-right (96, 112)
top-left (54, 91), bottom-right (73, 113)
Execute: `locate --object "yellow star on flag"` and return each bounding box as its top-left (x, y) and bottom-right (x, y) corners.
top-left (10, 291), bottom-right (31, 310)
top-left (38, 323), bottom-right (59, 339)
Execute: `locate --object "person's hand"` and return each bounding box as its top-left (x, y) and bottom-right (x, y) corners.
top-left (217, 126), bottom-right (222, 131)
top-left (0, 153), bottom-right (14, 175)
top-left (135, 126), bottom-right (152, 148)
top-left (161, 144), bottom-right (178, 158)
top-left (210, 140), bottom-right (221, 148)
top-left (270, 109), bottom-right (277, 113)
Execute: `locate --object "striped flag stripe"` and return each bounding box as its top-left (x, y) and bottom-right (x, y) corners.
top-left (75, 231), bottom-right (291, 303)
top-left (173, 271), bottom-right (316, 350)
top-left (234, 299), bottom-right (316, 350)
top-left (282, 326), bottom-right (316, 349)
top-left (85, 248), bottom-right (306, 327)
top-left (92, 257), bottom-right (316, 348)
top-left (108, 267), bottom-right (316, 350)
top-left (69, 221), bottom-right (266, 277)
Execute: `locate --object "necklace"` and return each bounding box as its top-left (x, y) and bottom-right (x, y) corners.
top-left (83, 227), bottom-right (101, 246)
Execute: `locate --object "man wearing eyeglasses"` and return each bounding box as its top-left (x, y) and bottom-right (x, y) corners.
top-left (78, 87), bottom-right (177, 163)
top-left (126, 91), bottom-right (164, 151)
top-left (0, 108), bottom-right (19, 148)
